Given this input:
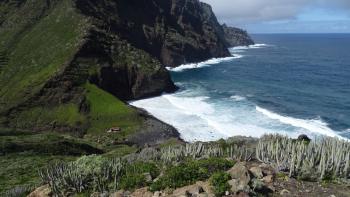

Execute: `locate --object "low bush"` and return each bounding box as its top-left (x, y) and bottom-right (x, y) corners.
top-left (119, 162), bottom-right (160, 190)
top-left (210, 172), bottom-right (231, 197)
top-left (150, 158), bottom-right (234, 192)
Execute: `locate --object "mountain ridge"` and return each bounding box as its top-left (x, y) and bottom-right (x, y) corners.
top-left (0, 0), bottom-right (254, 138)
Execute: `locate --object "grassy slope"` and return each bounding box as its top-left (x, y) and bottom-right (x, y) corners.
top-left (83, 83), bottom-right (143, 151)
top-left (0, 0), bottom-right (88, 114)
top-left (85, 83), bottom-right (142, 135)
top-left (0, 0), bottom-right (144, 193)
top-left (0, 0), bottom-right (143, 134)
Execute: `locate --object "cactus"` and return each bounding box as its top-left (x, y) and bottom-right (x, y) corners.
top-left (256, 134), bottom-right (350, 180)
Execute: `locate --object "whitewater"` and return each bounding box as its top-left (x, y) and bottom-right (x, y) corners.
top-left (131, 41), bottom-right (349, 142)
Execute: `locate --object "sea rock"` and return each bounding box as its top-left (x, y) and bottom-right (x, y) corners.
top-left (27, 185), bottom-right (51, 197)
top-left (222, 24), bottom-right (255, 47)
top-left (249, 166), bottom-right (264, 179)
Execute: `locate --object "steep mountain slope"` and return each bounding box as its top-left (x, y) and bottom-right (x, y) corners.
top-left (0, 0), bottom-right (231, 137)
top-left (222, 24), bottom-right (255, 47)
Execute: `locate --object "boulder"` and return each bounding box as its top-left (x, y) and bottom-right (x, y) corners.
top-left (131, 187), bottom-right (153, 197)
top-left (170, 181), bottom-right (214, 197)
top-left (258, 163), bottom-right (276, 177)
top-left (27, 185), bottom-right (51, 197)
top-left (249, 167), bottom-right (263, 179)
top-left (172, 185), bottom-right (204, 196)
top-left (227, 162), bottom-right (251, 186)
top-left (263, 175), bottom-right (274, 183)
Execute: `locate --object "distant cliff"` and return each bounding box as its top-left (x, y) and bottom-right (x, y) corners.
top-left (75, 0), bottom-right (231, 68)
top-left (222, 24), bottom-right (255, 47)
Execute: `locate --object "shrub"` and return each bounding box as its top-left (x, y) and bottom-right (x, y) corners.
top-left (119, 162), bottom-right (159, 190)
top-left (210, 172), bottom-right (231, 197)
top-left (150, 158), bottom-right (234, 192)
top-left (124, 162), bottom-right (160, 179)
top-left (119, 174), bottom-right (146, 190)
top-left (196, 158), bottom-right (235, 174)
top-left (150, 161), bottom-right (204, 191)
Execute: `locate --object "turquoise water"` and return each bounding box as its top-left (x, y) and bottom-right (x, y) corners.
top-left (132, 34), bottom-right (350, 141)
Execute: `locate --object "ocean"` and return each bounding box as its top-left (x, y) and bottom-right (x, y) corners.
top-left (131, 34), bottom-right (350, 142)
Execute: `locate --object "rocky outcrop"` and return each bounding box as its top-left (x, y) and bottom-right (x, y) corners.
top-left (222, 24), bottom-right (255, 47)
top-left (75, 0), bottom-right (231, 68)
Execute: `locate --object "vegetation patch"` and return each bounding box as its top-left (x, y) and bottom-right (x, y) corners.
top-left (0, 0), bottom-right (88, 113)
top-left (150, 158), bottom-right (235, 191)
top-left (210, 172), bottom-right (231, 197)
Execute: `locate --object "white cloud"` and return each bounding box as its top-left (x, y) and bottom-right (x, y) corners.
top-left (201, 0), bottom-right (350, 25)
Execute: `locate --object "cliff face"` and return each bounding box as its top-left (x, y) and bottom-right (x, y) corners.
top-left (76, 0), bottom-right (231, 67)
top-left (222, 24), bottom-right (255, 47)
top-left (0, 0), bottom-right (232, 134)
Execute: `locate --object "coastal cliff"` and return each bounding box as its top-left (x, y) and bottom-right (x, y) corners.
top-left (0, 0), bottom-right (234, 134)
top-left (222, 24), bottom-right (255, 47)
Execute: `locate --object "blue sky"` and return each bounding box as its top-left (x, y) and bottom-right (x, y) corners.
top-left (201, 0), bottom-right (350, 33)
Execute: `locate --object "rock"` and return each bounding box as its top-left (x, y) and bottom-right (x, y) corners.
top-left (228, 179), bottom-right (250, 194)
top-left (131, 187), bottom-right (153, 197)
top-left (172, 185), bottom-right (204, 196)
top-left (225, 191), bottom-right (230, 196)
top-left (196, 181), bottom-right (213, 194)
top-left (222, 24), bottom-right (254, 47)
top-left (280, 189), bottom-right (290, 195)
top-left (227, 163), bottom-right (252, 193)
top-left (297, 134), bottom-right (311, 142)
top-left (27, 185), bottom-right (51, 197)
top-left (267, 185), bottom-right (276, 192)
top-left (232, 192), bottom-right (250, 197)
top-left (263, 175), bottom-right (274, 183)
top-left (143, 172), bottom-right (153, 182)
top-left (249, 167), bottom-right (263, 179)
top-left (258, 163), bottom-right (276, 176)
top-left (227, 162), bottom-right (251, 187)
top-left (153, 191), bottom-right (161, 197)
top-left (110, 190), bottom-right (126, 197)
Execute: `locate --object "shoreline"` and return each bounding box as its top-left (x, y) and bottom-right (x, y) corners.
top-left (130, 43), bottom-right (349, 143)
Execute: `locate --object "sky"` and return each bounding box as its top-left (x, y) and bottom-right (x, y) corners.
top-left (201, 0), bottom-right (350, 33)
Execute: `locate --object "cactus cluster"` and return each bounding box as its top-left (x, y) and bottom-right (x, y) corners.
top-left (256, 134), bottom-right (350, 180)
top-left (39, 158), bottom-right (125, 195)
top-left (39, 142), bottom-right (252, 195)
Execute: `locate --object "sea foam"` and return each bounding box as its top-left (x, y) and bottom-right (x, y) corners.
top-left (131, 94), bottom-right (345, 142)
top-left (167, 44), bottom-right (269, 72)
top-left (167, 56), bottom-right (241, 72)
top-left (255, 106), bottom-right (341, 138)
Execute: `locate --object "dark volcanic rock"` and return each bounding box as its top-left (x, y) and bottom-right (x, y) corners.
top-left (75, 0), bottom-right (231, 68)
top-left (222, 24), bottom-right (255, 47)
